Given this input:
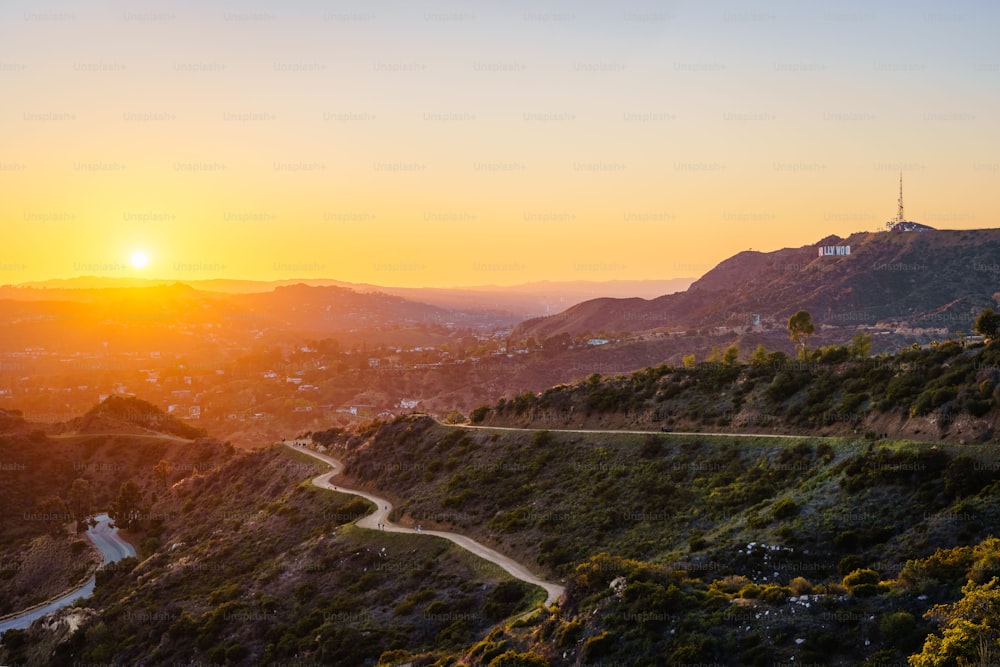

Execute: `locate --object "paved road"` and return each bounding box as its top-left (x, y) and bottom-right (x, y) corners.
top-left (286, 442), bottom-right (565, 606)
top-left (0, 513), bottom-right (136, 635)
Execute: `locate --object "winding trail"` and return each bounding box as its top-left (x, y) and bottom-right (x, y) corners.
top-left (449, 420), bottom-right (837, 440)
top-left (284, 422), bottom-right (830, 609)
top-left (0, 513), bottom-right (136, 635)
top-left (285, 442), bottom-right (564, 607)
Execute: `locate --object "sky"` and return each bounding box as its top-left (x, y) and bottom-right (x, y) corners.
top-left (2, 0), bottom-right (998, 287)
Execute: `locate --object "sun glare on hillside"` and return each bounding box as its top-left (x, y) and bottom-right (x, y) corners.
top-left (130, 250), bottom-right (149, 269)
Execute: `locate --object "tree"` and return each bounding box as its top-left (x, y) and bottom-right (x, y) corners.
top-left (682, 354), bottom-right (696, 368)
top-left (910, 577), bottom-right (1000, 667)
top-left (974, 308), bottom-right (1000, 343)
top-left (67, 478), bottom-right (95, 524)
top-left (722, 345), bottom-right (740, 366)
top-left (850, 331), bottom-right (873, 359)
top-left (36, 495), bottom-right (68, 535)
top-left (787, 310), bottom-right (815, 359)
top-left (153, 460), bottom-right (172, 491)
top-left (749, 344), bottom-right (769, 365)
top-left (110, 479), bottom-right (144, 531)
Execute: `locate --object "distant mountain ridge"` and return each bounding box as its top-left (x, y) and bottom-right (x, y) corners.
top-left (2, 277), bottom-right (694, 318)
top-left (515, 228), bottom-right (1000, 339)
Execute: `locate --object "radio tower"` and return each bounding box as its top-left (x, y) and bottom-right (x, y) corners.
top-left (884, 171), bottom-right (931, 232)
top-left (896, 172), bottom-right (905, 224)
top-left (886, 172), bottom-right (908, 230)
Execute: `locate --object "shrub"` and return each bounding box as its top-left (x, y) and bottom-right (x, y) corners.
top-left (640, 435), bottom-right (663, 459)
top-left (879, 611), bottom-right (916, 644)
top-left (483, 581), bottom-right (530, 621)
top-left (710, 575), bottom-right (750, 595)
top-left (761, 585), bottom-right (791, 604)
top-left (771, 498), bottom-right (799, 520)
top-left (582, 631), bottom-right (614, 660)
top-left (789, 577), bottom-right (813, 595)
top-left (532, 431), bottom-right (554, 448)
top-left (837, 555), bottom-right (865, 576)
top-left (766, 370), bottom-right (812, 402)
top-left (488, 651), bottom-right (550, 667)
top-left (843, 568), bottom-right (887, 597)
top-left (843, 568), bottom-right (879, 587)
top-left (225, 643), bottom-right (250, 663)
top-left (557, 620), bottom-right (584, 647)
top-left (426, 600), bottom-right (449, 615)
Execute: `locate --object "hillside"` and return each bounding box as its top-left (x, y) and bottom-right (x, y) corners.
top-left (56, 395), bottom-right (207, 440)
top-left (5, 339), bottom-right (1000, 663)
top-left (309, 414), bottom-right (1000, 665)
top-left (515, 228), bottom-right (1000, 340)
top-left (0, 446), bottom-right (540, 666)
top-left (0, 405), bottom-right (231, 616)
top-left (469, 338), bottom-right (1000, 445)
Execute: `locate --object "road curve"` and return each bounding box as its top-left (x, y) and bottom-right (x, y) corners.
top-left (0, 513), bottom-right (136, 635)
top-left (285, 442), bottom-right (565, 607)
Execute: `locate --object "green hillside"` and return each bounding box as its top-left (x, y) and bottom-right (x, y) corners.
top-left (322, 416), bottom-right (1000, 665)
top-left (473, 337), bottom-right (1000, 445)
top-left (0, 424), bottom-right (231, 616)
top-left (7, 337), bottom-right (1000, 665)
top-left (0, 446), bottom-right (540, 666)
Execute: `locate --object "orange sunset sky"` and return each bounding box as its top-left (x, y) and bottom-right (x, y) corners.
top-left (2, 1), bottom-right (998, 287)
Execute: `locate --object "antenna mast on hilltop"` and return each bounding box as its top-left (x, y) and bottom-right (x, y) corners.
top-left (896, 172), bottom-right (905, 224)
top-left (884, 171), bottom-right (930, 232)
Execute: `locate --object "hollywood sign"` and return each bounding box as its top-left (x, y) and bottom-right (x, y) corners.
top-left (818, 245), bottom-right (851, 256)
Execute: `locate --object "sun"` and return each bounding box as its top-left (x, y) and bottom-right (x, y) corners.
top-left (130, 250), bottom-right (149, 269)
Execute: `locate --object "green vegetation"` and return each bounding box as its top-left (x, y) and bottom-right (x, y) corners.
top-left (9, 336), bottom-right (1000, 664)
top-left (975, 307), bottom-right (1000, 343)
top-left (0, 446), bottom-right (540, 666)
top-left (304, 405), bottom-right (1000, 665)
top-left (0, 428), bottom-right (231, 615)
top-left (473, 336), bottom-right (1000, 443)
top-left (787, 309), bottom-right (815, 359)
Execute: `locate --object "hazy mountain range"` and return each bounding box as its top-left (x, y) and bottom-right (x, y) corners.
top-left (2, 277), bottom-right (695, 319)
